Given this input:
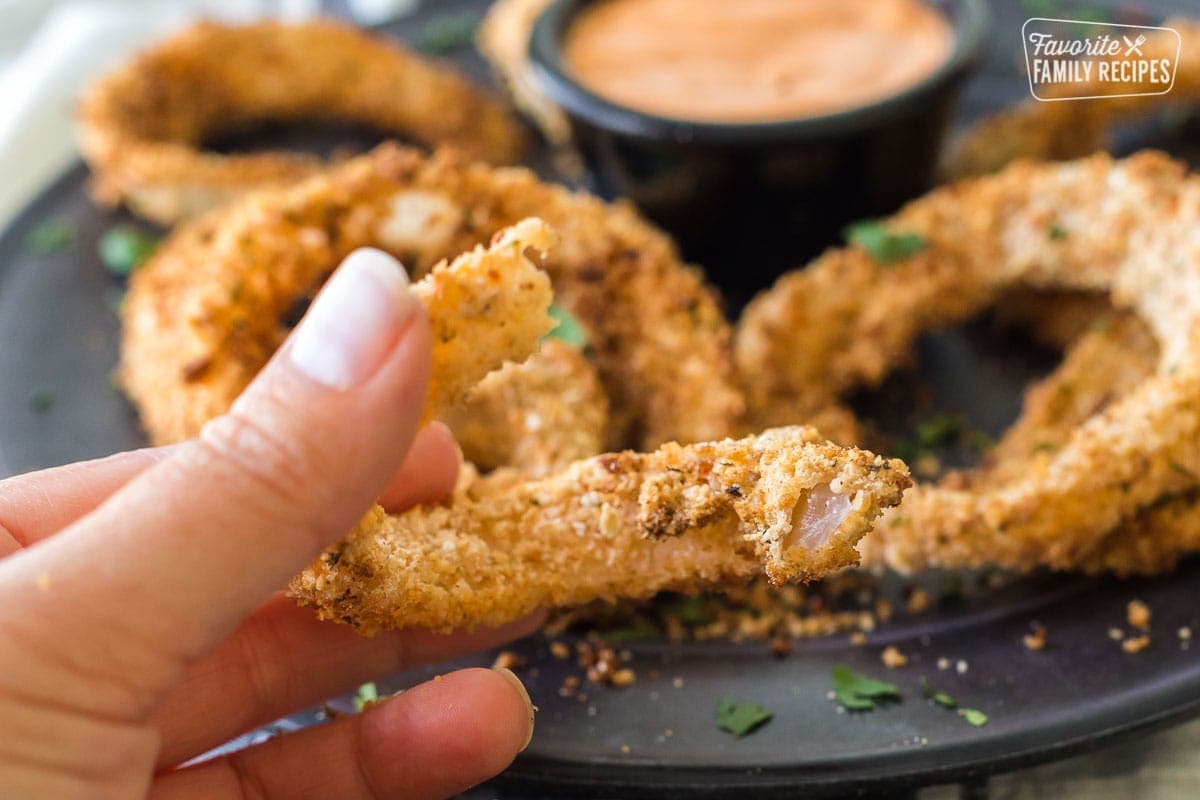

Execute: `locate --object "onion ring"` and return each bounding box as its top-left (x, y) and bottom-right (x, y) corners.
top-left (735, 151), bottom-right (1200, 573)
top-left (440, 338), bottom-right (609, 476)
top-left (121, 143), bottom-right (743, 449)
top-left (290, 426), bottom-right (910, 633)
top-left (78, 20), bottom-right (527, 224)
top-left (943, 18), bottom-right (1200, 179)
top-left (976, 310), bottom-right (1200, 577)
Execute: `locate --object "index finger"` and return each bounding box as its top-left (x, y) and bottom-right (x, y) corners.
top-left (0, 250), bottom-right (432, 721)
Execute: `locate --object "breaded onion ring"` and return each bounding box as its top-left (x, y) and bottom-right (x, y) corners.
top-left (289, 426), bottom-right (910, 633)
top-left (736, 152), bottom-right (1200, 573)
top-left (123, 212), bottom-right (556, 443)
top-left (943, 18), bottom-right (1199, 179)
top-left (975, 311), bottom-right (1200, 577)
top-left (78, 20), bottom-right (526, 224)
top-left (121, 143), bottom-right (743, 449)
top-left (440, 339), bottom-right (608, 476)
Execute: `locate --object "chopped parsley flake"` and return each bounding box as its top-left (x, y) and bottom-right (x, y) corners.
top-left (544, 303), bottom-right (588, 348)
top-left (29, 390), bottom-right (55, 413)
top-left (920, 676), bottom-right (957, 708)
top-left (716, 697), bottom-right (773, 737)
top-left (417, 12), bottom-right (480, 54)
top-left (27, 219), bottom-right (75, 254)
top-left (99, 227), bottom-right (158, 275)
top-left (661, 594), bottom-right (714, 625)
top-left (831, 665), bottom-right (901, 711)
top-left (353, 681), bottom-right (379, 712)
top-left (1048, 224), bottom-right (1068, 241)
top-left (843, 219), bottom-right (928, 263)
top-left (921, 676), bottom-right (989, 726)
top-left (601, 618), bottom-right (663, 643)
top-left (960, 708), bottom-right (989, 727)
top-left (894, 413), bottom-right (993, 462)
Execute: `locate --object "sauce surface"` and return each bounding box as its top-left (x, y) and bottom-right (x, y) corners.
top-left (562, 0), bottom-right (955, 123)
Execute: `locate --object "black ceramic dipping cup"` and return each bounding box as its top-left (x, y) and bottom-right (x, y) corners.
top-left (529, 0), bottom-right (988, 303)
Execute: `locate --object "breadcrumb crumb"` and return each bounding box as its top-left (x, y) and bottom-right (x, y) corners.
top-left (881, 645), bottom-right (909, 668)
top-left (1122, 635), bottom-right (1151, 654)
top-left (1127, 599), bottom-right (1152, 631)
top-left (1023, 623), bottom-right (1047, 651)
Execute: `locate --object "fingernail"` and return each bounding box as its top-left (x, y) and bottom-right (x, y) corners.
top-left (289, 248), bottom-right (417, 389)
top-left (494, 667), bottom-right (536, 751)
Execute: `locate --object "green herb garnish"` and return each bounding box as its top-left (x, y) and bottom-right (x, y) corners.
top-left (353, 681), bottom-right (379, 712)
top-left (921, 676), bottom-right (989, 726)
top-left (831, 665), bottom-right (901, 711)
top-left (417, 12), bottom-right (480, 54)
top-left (966, 429), bottom-right (995, 453)
top-left (661, 594), bottom-right (714, 625)
top-left (27, 219), bottom-right (75, 254)
top-left (29, 390), bottom-right (55, 413)
top-left (960, 708), bottom-right (989, 727)
top-left (716, 697), bottom-right (773, 737)
top-left (544, 303), bottom-right (589, 348)
top-left (602, 618), bottom-right (663, 643)
top-left (915, 414), bottom-right (962, 449)
top-left (99, 227), bottom-right (158, 275)
top-left (895, 413), bottom-right (993, 462)
top-left (1048, 223), bottom-right (1068, 241)
top-left (920, 676), bottom-right (958, 708)
top-left (843, 219), bottom-right (928, 263)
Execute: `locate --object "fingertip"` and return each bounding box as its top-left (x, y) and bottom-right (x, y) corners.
top-left (360, 667), bottom-right (535, 796)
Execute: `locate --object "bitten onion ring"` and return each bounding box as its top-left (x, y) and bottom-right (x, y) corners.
top-left (290, 426), bottom-right (910, 633)
top-left (121, 143), bottom-right (743, 449)
top-left (736, 152), bottom-right (1200, 574)
top-left (78, 20), bottom-right (526, 224)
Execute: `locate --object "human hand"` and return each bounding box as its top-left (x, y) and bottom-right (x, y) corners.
top-left (0, 248), bottom-right (540, 799)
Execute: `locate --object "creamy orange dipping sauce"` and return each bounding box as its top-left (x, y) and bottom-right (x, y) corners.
top-left (562, 0), bottom-right (955, 123)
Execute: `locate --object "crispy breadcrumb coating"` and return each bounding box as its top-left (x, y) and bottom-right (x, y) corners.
top-left (78, 20), bottom-right (526, 224)
top-left (440, 339), bottom-right (608, 475)
top-left (289, 426), bottom-right (910, 633)
top-left (122, 210), bottom-right (554, 443)
top-left (943, 19), bottom-right (1199, 179)
top-left (973, 311), bottom-right (1200, 577)
top-left (122, 143), bottom-right (743, 449)
top-left (413, 218), bottom-right (557, 422)
top-left (736, 152), bottom-right (1200, 573)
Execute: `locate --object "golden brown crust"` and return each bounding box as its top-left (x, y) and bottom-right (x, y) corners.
top-left (121, 202), bottom-right (554, 443)
top-left (943, 19), bottom-right (1200, 179)
top-left (121, 143), bottom-right (743, 449)
top-left (78, 20), bottom-right (526, 224)
top-left (735, 152), bottom-right (1200, 573)
top-left (440, 339), bottom-right (608, 476)
top-left (973, 311), bottom-right (1200, 577)
top-left (990, 288), bottom-right (1113, 349)
top-left (289, 426), bottom-right (910, 633)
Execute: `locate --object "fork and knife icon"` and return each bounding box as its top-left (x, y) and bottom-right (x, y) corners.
top-left (1123, 34), bottom-right (1147, 56)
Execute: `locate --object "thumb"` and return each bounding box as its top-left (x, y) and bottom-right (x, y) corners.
top-left (0, 247), bottom-right (433, 719)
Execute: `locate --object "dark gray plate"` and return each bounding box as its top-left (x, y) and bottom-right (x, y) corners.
top-left (1, 1), bottom-right (1199, 797)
